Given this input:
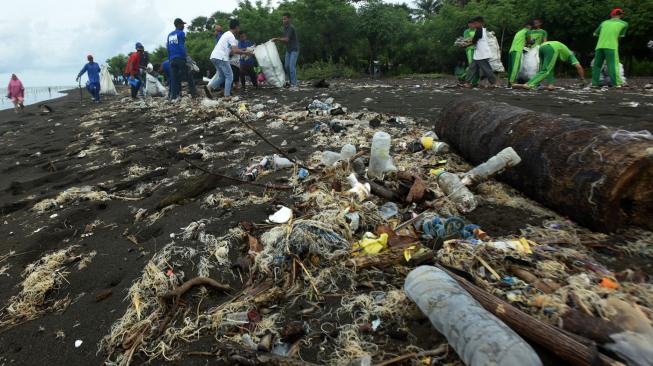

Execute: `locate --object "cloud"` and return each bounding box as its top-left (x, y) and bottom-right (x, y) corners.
top-left (0, 0), bottom-right (238, 86)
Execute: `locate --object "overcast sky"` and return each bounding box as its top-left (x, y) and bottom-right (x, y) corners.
top-left (1, 0), bottom-right (408, 87)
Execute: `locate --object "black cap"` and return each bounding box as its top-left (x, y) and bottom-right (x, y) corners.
top-left (174, 18), bottom-right (186, 26)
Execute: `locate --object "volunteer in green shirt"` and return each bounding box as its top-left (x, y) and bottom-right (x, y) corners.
top-left (507, 21), bottom-right (533, 87)
top-left (528, 18), bottom-right (548, 46)
top-left (514, 41), bottom-right (585, 90)
top-left (460, 20), bottom-right (477, 84)
top-left (592, 8), bottom-right (628, 87)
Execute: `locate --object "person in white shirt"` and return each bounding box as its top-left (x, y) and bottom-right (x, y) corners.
top-left (206, 19), bottom-right (253, 100)
top-left (463, 16), bottom-right (497, 88)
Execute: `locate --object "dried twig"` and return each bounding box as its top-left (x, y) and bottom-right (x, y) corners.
top-left (185, 159), bottom-right (292, 191)
top-left (373, 344), bottom-right (448, 366)
top-left (226, 107), bottom-right (313, 172)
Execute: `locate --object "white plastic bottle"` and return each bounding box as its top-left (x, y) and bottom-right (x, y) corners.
top-left (461, 147), bottom-right (521, 186)
top-left (437, 171), bottom-right (477, 212)
top-left (405, 266), bottom-right (543, 366)
top-left (368, 132), bottom-right (397, 180)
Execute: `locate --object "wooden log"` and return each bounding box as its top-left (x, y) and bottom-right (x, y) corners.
top-left (438, 266), bottom-right (624, 366)
top-left (436, 98), bottom-right (653, 232)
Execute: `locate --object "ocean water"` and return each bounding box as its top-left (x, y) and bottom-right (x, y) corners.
top-left (0, 86), bottom-right (74, 111)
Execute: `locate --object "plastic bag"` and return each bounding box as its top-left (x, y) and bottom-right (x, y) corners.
top-left (144, 73), bottom-right (167, 97)
top-left (590, 58), bottom-right (627, 86)
top-left (254, 41), bottom-right (287, 88)
top-left (487, 31), bottom-right (505, 73)
top-left (99, 64), bottom-right (117, 95)
top-left (518, 46), bottom-right (540, 82)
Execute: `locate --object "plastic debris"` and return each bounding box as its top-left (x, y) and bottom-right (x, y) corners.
top-left (368, 131), bottom-right (397, 180)
top-left (268, 206), bottom-right (293, 224)
top-left (436, 171), bottom-right (477, 213)
top-left (405, 266), bottom-right (543, 366)
top-left (74, 340), bottom-right (83, 348)
top-left (346, 173), bottom-right (371, 201)
top-left (462, 147), bottom-right (522, 186)
top-left (353, 232), bottom-right (389, 255)
top-left (379, 202), bottom-right (399, 219)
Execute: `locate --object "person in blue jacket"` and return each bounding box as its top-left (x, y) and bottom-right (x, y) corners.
top-left (76, 55), bottom-right (101, 103)
top-left (167, 18), bottom-right (197, 99)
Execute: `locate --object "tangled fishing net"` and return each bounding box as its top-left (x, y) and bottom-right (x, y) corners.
top-left (255, 220), bottom-right (351, 274)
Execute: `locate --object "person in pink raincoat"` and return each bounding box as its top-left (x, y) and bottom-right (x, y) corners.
top-left (7, 74), bottom-right (25, 112)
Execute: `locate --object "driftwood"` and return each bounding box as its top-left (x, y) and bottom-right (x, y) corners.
top-left (158, 277), bottom-right (230, 337)
top-left (368, 181), bottom-right (403, 202)
top-left (346, 242), bottom-right (416, 269)
top-left (216, 340), bottom-right (321, 366)
top-left (157, 173), bottom-right (222, 209)
top-left (161, 277), bottom-right (230, 301)
top-left (438, 266), bottom-right (624, 366)
top-left (437, 98), bottom-right (653, 232)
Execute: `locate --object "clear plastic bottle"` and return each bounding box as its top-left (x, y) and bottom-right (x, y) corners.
top-left (431, 141), bottom-right (450, 154)
top-left (405, 266), bottom-right (542, 366)
top-left (462, 147), bottom-right (521, 186)
top-left (321, 151), bottom-right (342, 166)
top-left (437, 171), bottom-right (477, 212)
top-left (340, 144), bottom-right (357, 161)
top-left (368, 131), bottom-right (397, 180)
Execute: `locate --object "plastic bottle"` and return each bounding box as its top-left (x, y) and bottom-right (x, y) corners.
top-left (321, 151), bottom-right (342, 166)
top-left (272, 155), bottom-right (293, 170)
top-left (404, 266), bottom-right (543, 366)
top-left (461, 147), bottom-right (521, 186)
top-left (368, 131), bottom-right (397, 180)
top-left (431, 141), bottom-right (450, 154)
top-left (437, 171), bottom-right (477, 213)
top-left (340, 144), bottom-right (357, 161)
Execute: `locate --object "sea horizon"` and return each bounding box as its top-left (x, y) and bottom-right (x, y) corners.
top-left (0, 85), bottom-right (75, 111)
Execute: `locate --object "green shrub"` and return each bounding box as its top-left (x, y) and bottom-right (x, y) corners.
top-left (631, 58), bottom-right (653, 76)
top-left (298, 61), bottom-right (360, 80)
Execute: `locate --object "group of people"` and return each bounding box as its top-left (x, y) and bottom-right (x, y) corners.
top-left (73, 13), bottom-right (301, 104)
top-left (37, 7), bottom-right (632, 110)
top-left (205, 13), bottom-right (299, 100)
top-left (461, 8), bottom-right (628, 90)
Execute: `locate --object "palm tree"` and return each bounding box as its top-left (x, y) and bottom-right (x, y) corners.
top-left (414, 0), bottom-right (441, 18)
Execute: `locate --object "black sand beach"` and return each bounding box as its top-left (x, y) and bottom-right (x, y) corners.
top-left (0, 79), bottom-right (652, 365)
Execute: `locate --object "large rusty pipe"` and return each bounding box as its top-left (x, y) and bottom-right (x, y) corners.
top-left (436, 98), bottom-right (653, 232)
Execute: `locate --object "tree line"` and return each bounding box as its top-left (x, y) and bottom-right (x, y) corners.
top-left (107, 0), bottom-right (653, 79)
